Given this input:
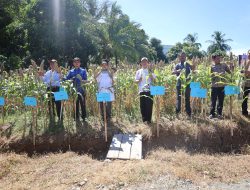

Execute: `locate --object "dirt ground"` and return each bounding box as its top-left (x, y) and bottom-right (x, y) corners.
top-left (0, 114), bottom-right (250, 190)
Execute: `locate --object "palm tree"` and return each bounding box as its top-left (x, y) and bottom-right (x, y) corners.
top-left (206, 31), bottom-right (232, 54)
top-left (183, 33), bottom-right (201, 49)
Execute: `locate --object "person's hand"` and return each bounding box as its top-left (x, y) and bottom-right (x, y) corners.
top-left (38, 70), bottom-right (44, 77)
top-left (176, 69), bottom-right (182, 74)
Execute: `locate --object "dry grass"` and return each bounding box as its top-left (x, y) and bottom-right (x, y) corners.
top-left (1, 149), bottom-right (250, 190)
top-left (0, 115), bottom-right (250, 189)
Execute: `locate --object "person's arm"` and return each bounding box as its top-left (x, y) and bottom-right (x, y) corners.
top-left (107, 69), bottom-right (115, 84)
top-left (64, 70), bottom-right (72, 81)
top-left (41, 71), bottom-right (49, 84)
top-left (210, 66), bottom-right (215, 78)
top-left (81, 69), bottom-right (89, 84)
top-left (135, 70), bottom-right (142, 83)
top-left (225, 63), bottom-right (231, 74)
top-left (172, 64), bottom-right (181, 75)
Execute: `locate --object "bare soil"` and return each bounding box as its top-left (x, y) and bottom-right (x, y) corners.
top-left (0, 114), bottom-right (250, 189)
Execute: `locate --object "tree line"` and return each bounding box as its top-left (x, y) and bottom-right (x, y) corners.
top-left (0, 0), bottom-right (232, 71)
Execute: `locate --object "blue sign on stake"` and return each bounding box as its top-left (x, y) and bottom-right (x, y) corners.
top-left (59, 87), bottom-right (66, 92)
top-left (0, 97), bottom-right (5, 106)
top-left (150, 86), bottom-right (165, 96)
top-left (225, 85), bottom-right (240, 95)
top-left (96, 93), bottom-right (111, 102)
top-left (24, 97), bottom-right (37, 106)
top-left (190, 82), bottom-right (201, 89)
top-left (191, 88), bottom-right (207, 98)
top-left (54, 91), bottom-right (69, 101)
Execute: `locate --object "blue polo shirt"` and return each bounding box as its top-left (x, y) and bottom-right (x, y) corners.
top-left (65, 68), bottom-right (87, 94)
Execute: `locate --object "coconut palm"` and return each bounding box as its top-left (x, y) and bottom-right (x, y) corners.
top-left (183, 33), bottom-right (201, 49)
top-left (207, 31), bottom-right (232, 54)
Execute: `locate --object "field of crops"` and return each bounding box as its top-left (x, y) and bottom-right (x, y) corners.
top-left (0, 56), bottom-right (247, 137)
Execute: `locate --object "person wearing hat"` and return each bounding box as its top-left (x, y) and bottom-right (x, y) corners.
top-left (241, 51), bottom-right (250, 117)
top-left (64, 57), bottom-right (88, 121)
top-left (94, 59), bottom-right (114, 124)
top-left (172, 52), bottom-right (195, 117)
top-left (135, 57), bottom-right (156, 124)
top-left (39, 59), bottom-right (62, 121)
top-left (209, 52), bottom-right (232, 119)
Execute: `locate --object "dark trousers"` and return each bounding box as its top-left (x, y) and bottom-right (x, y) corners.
top-left (140, 91), bottom-right (153, 122)
top-left (176, 85), bottom-right (191, 116)
top-left (210, 87), bottom-right (225, 116)
top-left (47, 87), bottom-right (61, 119)
top-left (76, 93), bottom-right (86, 120)
top-left (242, 86), bottom-right (250, 115)
top-left (99, 102), bottom-right (112, 121)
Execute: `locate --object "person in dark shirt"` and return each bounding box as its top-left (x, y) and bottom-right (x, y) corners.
top-left (65, 57), bottom-right (88, 121)
top-left (172, 52), bottom-right (195, 117)
top-left (241, 51), bottom-right (250, 117)
top-left (209, 53), bottom-right (231, 119)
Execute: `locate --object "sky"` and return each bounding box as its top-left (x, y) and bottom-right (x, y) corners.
top-left (111, 0), bottom-right (250, 55)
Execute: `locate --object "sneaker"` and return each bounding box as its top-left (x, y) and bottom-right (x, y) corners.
top-left (208, 114), bottom-right (216, 119)
top-left (242, 113), bottom-right (249, 117)
top-left (217, 115), bottom-right (224, 120)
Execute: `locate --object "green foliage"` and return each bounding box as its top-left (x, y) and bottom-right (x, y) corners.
top-left (0, 0), bottom-right (154, 70)
top-left (207, 31), bottom-right (232, 55)
top-left (167, 33), bottom-right (204, 62)
top-left (150, 38), bottom-right (167, 63)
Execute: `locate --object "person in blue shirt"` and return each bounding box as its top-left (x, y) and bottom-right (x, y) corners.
top-left (172, 52), bottom-right (195, 117)
top-left (39, 59), bottom-right (62, 121)
top-left (65, 57), bottom-right (88, 121)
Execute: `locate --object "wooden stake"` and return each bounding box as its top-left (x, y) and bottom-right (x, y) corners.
top-left (156, 96), bottom-right (160, 137)
top-left (32, 108), bottom-right (36, 149)
top-left (229, 96), bottom-right (233, 120)
top-left (2, 106), bottom-right (4, 124)
top-left (230, 96), bottom-right (234, 137)
top-left (60, 100), bottom-right (64, 121)
top-left (103, 102), bottom-right (108, 142)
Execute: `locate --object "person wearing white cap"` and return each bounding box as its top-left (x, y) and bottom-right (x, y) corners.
top-left (135, 57), bottom-right (156, 124)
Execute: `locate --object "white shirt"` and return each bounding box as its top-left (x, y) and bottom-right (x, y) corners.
top-left (42, 70), bottom-right (61, 87)
top-left (96, 71), bottom-right (115, 101)
top-left (135, 68), bottom-right (156, 93)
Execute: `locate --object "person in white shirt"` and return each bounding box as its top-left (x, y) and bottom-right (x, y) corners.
top-left (135, 57), bottom-right (155, 124)
top-left (39, 59), bottom-right (62, 121)
top-left (95, 59), bottom-right (114, 123)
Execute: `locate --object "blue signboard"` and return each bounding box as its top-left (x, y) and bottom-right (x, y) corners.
top-left (24, 97), bottom-right (37, 106)
top-left (59, 87), bottom-right (66, 92)
top-left (96, 93), bottom-right (111, 102)
top-left (150, 86), bottom-right (165, 96)
top-left (190, 82), bottom-right (201, 89)
top-left (0, 97), bottom-right (4, 106)
top-left (54, 91), bottom-right (69, 101)
top-left (225, 85), bottom-right (240, 95)
top-left (191, 88), bottom-right (207, 98)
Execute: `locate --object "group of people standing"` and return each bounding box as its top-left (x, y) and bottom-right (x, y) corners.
top-left (39, 57), bottom-right (114, 125)
top-left (135, 51), bottom-right (250, 124)
top-left (39, 51), bottom-right (250, 127)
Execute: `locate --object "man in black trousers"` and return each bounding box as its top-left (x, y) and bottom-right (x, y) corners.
top-left (173, 52), bottom-right (195, 117)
